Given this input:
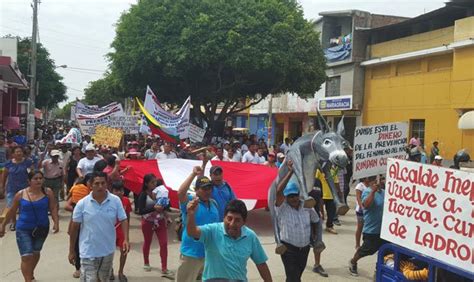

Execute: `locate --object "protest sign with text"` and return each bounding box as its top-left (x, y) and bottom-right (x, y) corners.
top-left (189, 124), bottom-right (206, 143)
top-left (353, 122), bottom-right (408, 179)
top-left (109, 115), bottom-right (140, 134)
top-left (75, 103), bottom-right (124, 136)
top-left (381, 158), bottom-right (473, 273)
top-left (93, 126), bottom-right (123, 148)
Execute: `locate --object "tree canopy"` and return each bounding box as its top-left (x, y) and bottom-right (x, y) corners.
top-left (83, 74), bottom-right (121, 105)
top-left (17, 38), bottom-right (67, 109)
top-left (104, 0), bottom-right (326, 128)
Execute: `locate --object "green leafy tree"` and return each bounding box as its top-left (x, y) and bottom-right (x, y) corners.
top-left (107, 0), bottom-right (326, 130)
top-left (54, 101), bottom-right (74, 120)
top-left (83, 74), bottom-right (122, 105)
top-left (17, 38), bottom-right (67, 109)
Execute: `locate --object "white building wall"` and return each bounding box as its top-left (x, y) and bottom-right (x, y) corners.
top-left (0, 38), bottom-right (18, 61)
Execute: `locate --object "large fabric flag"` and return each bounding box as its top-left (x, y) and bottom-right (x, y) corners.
top-left (120, 159), bottom-right (278, 210)
top-left (136, 97), bottom-right (181, 144)
top-left (140, 86), bottom-right (191, 139)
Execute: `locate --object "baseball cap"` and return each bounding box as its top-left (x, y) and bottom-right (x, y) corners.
top-left (277, 152), bottom-right (285, 159)
top-left (210, 165), bottom-right (223, 175)
top-left (283, 182), bottom-right (299, 197)
top-left (195, 176), bottom-right (213, 189)
top-left (85, 143), bottom-right (96, 151)
top-left (268, 152), bottom-right (276, 157)
top-left (50, 150), bottom-right (61, 157)
top-left (434, 155), bottom-right (443, 160)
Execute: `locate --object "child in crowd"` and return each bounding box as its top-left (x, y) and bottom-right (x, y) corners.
top-left (111, 181), bottom-right (132, 282)
top-left (152, 179), bottom-right (172, 228)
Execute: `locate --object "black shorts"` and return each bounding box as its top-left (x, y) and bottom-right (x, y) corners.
top-left (357, 233), bottom-right (387, 258)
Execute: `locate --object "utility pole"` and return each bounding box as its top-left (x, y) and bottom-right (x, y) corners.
top-left (27, 0), bottom-right (39, 140)
top-left (267, 94), bottom-right (273, 146)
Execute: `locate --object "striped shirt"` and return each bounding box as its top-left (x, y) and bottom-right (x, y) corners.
top-left (275, 201), bottom-right (319, 248)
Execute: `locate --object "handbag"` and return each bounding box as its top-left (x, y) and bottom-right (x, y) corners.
top-left (25, 189), bottom-right (50, 238)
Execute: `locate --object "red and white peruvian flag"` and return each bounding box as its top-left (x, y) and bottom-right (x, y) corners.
top-left (120, 159), bottom-right (278, 210)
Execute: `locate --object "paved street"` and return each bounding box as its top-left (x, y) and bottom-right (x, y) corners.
top-left (0, 194), bottom-right (376, 282)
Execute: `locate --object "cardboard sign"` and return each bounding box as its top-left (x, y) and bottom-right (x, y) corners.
top-left (93, 126), bottom-right (123, 148)
top-left (381, 159), bottom-right (474, 273)
top-left (189, 124), bottom-right (206, 143)
top-left (109, 115), bottom-right (140, 134)
top-left (353, 122), bottom-right (408, 179)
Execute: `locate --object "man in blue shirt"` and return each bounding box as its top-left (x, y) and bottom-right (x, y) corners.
top-left (209, 165), bottom-right (236, 221)
top-left (349, 178), bottom-right (386, 276)
top-left (187, 199), bottom-right (273, 281)
top-left (176, 166), bottom-right (220, 282)
top-left (68, 171), bottom-right (129, 282)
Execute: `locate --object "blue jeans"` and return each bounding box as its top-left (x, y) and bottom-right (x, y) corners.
top-left (6, 191), bottom-right (16, 207)
top-left (16, 229), bottom-right (47, 256)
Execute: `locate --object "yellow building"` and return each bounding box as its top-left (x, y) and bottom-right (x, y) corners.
top-left (361, 3), bottom-right (474, 159)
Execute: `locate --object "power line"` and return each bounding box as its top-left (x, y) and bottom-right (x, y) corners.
top-left (64, 66), bottom-right (106, 72)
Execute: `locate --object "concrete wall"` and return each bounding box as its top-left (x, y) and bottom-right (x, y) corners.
top-left (370, 26), bottom-right (454, 58)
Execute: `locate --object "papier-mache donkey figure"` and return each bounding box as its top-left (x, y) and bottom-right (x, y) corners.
top-left (268, 114), bottom-right (350, 253)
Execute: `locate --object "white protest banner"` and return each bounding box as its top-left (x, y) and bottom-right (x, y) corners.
top-left (75, 103), bottom-right (124, 136)
top-left (353, 122), bottom-right (408, 179)
top-left (381, 159), bottom-right (474, 273)
top-left (142, 86), bottom-right (190, 139)
top-left (72, 101), bottom-right (120, 121)
top-left (189, 124), bottom-right (206, 143)
top-left (109, 115), bottom-right (140, 134)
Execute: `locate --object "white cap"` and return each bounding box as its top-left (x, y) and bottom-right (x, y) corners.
top-left (434, 155), bottom-right (443, 160)
top-left (50, 150), bottom-right (61, 157)
top-left (85, 143), bottom-right (96, 151)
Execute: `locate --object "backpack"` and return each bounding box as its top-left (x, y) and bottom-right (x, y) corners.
top-left (175, 199), bottom-right (218, 241)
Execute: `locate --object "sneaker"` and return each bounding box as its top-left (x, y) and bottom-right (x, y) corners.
top-left (325, 227), bottom-right (338, 234)
top-left (313, 265), bottom-right (329, 277)
top-left (161, 269), bottom-right (175, 279)
top-left (333, 219), bottom-right (341, 226)
top-left (143, 264), bottom-right (152, 272)
top-left (72, 270), bottom-right (80, 278)
top-left (349, 260), bottom-right (359, 276)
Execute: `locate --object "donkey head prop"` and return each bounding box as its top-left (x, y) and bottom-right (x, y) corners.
top-left (313, 113), bottom-right (349, 168)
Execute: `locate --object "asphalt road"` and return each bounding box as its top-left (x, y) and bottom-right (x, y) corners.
top-left (0, 194), bottom-right (376, 281)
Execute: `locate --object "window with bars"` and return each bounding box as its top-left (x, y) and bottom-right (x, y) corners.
top-left (325, 76), bottom-right (341, 97)
top-left (410, 119), bottom-right (425, 146)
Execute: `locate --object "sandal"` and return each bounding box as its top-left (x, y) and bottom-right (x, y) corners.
top-left (9, 223), bottom-right (15, 231)
top-left (118, 274), bottom-right (128, 282)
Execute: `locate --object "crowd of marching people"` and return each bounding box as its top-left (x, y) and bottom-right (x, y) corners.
top-left (0, 123), bottom-right (471, 282)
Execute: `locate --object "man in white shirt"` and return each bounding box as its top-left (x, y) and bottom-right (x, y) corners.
top-left (144, 141), bottom-right (160, 160)
top-left (211, 147), bottom-right (230, 161)
top-left (77, 144), bottom-right (102, 178)
top-left (156, 142), bottom-right (178, 160)
top-left (241, 143), bottom-right (264, 164)
top-left (231, 142), bottom-right (242, 162)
